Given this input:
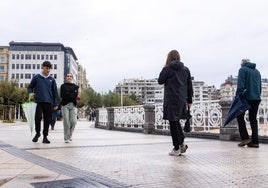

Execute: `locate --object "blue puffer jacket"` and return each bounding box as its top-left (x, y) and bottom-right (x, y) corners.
top-left (27, 74), bottom-right (59, 106)
top-left (236, 62), bottom-right (262, 100)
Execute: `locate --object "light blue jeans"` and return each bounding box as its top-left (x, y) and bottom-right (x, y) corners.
top-left (62, 102), bottom-right (77, 141)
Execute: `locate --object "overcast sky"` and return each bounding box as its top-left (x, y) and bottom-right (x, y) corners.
top-left (1, 0), bottom-right (268, 93)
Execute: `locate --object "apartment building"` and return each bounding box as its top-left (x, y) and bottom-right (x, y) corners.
top-left (220, 75), bottom-right (268, 100)
top-left (192, 80), bottom-right (209, 101)
top-left (115, 77), bottom-right (222, 104)
top-left (0, 46), bottom-right (9, 81)
top-left (8, 41), bottom-right (78, 88)
top-left (115, 78), bottom-right (164, 104)
top-left (77, 64), bottom-right (89, 91)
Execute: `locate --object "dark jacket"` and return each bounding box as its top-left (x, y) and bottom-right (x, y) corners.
top-left (158, 61), bottom-right (193, 121)
top-left (236, 62), bottom-right (262, 100)
top-left (27, 74), bottom-right (59, 106)
top-left (60, 83), bottom-right (79, 106)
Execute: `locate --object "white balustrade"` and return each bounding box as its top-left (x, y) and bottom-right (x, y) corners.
top-left (97, 99), bottom-right (268, 136)
top-left (98, 108), bottom-right (108, 126)
top-left (114, 105), bottom-right (144, 128)
top-left (155, 101), bottom-right (222, 132)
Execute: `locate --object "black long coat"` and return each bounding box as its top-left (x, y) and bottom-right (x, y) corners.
top-left (158, 61), bottom-right (193, 121)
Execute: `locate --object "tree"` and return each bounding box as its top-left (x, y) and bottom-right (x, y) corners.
top-left (77, 87), bottom-right (103, 108)
top-left (103, 91), bottom-right (120, 107)
top-left (0, 80), bottom-right (27, 121)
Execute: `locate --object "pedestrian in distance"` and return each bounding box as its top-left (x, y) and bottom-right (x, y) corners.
top-left (28, 61), bottom-right (59, 144)
top-left (236, 59), bottom-right (262, 148)
top-left (50, 104), bottom-right (61, 130)
top-left (60, 73), bottom-right (79, 143)
top-left (158, 50), bottom-right (193, 156)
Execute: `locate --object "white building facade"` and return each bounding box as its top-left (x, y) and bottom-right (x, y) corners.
top-left (115, 78), bottom-right (164, 104)
top-left (8, 41), bottom-right (78, 88)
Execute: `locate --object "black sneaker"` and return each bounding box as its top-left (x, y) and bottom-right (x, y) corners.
top-left (247, 142), bottom-right (259, 148)
top-left (237, 139), bottom-right (251, 147)
top-left (32, 134), bottom-right (40, 142)
top-left (180, 144), bottom-right (188, 153)
top-left (42, 137), bottom-right (50, 144)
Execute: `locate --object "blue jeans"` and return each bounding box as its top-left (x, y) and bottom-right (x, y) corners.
top-left (62, 102), bottom-right (77, 141)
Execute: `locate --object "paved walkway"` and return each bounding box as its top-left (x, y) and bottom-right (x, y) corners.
top-left (0, 120), bottom-right (268, 188)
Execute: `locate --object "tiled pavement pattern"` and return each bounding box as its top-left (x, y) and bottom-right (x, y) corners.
top-left (0, 120), bottom-right (268, 187)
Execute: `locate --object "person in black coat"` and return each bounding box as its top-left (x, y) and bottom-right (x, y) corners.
top-left (158, 50), bottom-right (193, 156)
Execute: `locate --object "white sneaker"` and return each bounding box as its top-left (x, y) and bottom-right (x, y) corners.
top-left (180, 144), bottom-right (188, 153)
top-left (65, 139), bottom-right (70, 143)
top-left (169, 148), bottom-right (181, 156)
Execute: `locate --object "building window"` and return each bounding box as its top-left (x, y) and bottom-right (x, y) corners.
top-left (25, 54), bottom-right (31, 59)
top-left (16, 54), bottom-right (20, 59)
top-left (20, 74), bottom-right (24, 79)
top-left (54, 64), bottom-right (57, 69)
top-left (21, 54), bottom-right (24, 59)
top-left (25, 74), bottom-right (31, 79)
top-left (46, 55), bottom-right (49, 60)
top-left (20, 83), bottom-right (23, 88)
top-left (20, 64), bottom-right (24, 69)
top-left (37, 64), bottom-right (40, 69)
top-left (54, 55), bottom-right (57, 60)
top-left (54, 74), bottom-right (57, 79)
top-left (0, 75), bottom-right (4, 81)
top-left (37, 54), bottom-right (40, 60)
top-left (33, 54), bottom-right (36, 60)
top-left (33, 64), bottom-right (36, 69)
top-left (16, 64), bottom-right (19, 69)
top-left (12, 64), bottom-right (15, 69)
top-left (0, 56), bottom-right (5, 62)
top-left (11, 74), bottom-right (15, 79)
top-left (0, 65), bottom-right (4, 72)
top-left (50, 55), bottom-right (53, 60)
top-left (41, 55), bottom-right (44, 60)
top-left (25, 64), bottom-right (31, 69)
top-left (12, 54), bottom-right (15, 59)
top-left (16, 73), bottom-right (19, 79)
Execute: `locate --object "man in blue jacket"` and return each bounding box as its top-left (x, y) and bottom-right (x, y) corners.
top-left (236, 59), bottom-right (262, 148)
top-left (28, 61), bottom-right (59, 144)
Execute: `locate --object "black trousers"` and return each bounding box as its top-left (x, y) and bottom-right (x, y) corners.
top-left (169, 121), bottom-right (185, 150)
top-left (35, 103), bottom-right (52, 136)
top-left (237, 100), bottom-right (260, 144)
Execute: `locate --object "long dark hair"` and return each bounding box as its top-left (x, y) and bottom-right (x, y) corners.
top-left (165, 50), bottom-right (180, 67)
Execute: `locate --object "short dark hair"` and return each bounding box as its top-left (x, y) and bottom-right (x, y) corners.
top-left (42, 61), bottom-right (52, 68)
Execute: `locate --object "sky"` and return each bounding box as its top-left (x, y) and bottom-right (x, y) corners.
top-left (1, 0), bottom-right (268, 93)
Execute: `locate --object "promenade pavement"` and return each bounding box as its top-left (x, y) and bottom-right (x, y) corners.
top-left (0, 120), bottom-right (268, 188)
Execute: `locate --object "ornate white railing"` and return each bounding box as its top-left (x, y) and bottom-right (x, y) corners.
top-left (155, 100), bottom-right (222, 132)
top-left (191, 100), bottom-right (222, 131)
top-left (98, 108), bottom-right (108, 126)
top-left (97, 99), bottom-right (268, 136)
top-left (114, 105), bottom-right (145, 128)
top-left (247, 98), bottom-right (268, 135)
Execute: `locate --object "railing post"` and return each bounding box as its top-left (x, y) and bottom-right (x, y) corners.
top-left (94, 109), bottom-right (99, 128)
top-left (219, 100), bottom-right (239, 141)
top-left (107, 107), bottom-right (114, 130)
top-left (143, 104), bottom-right (155, 134)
